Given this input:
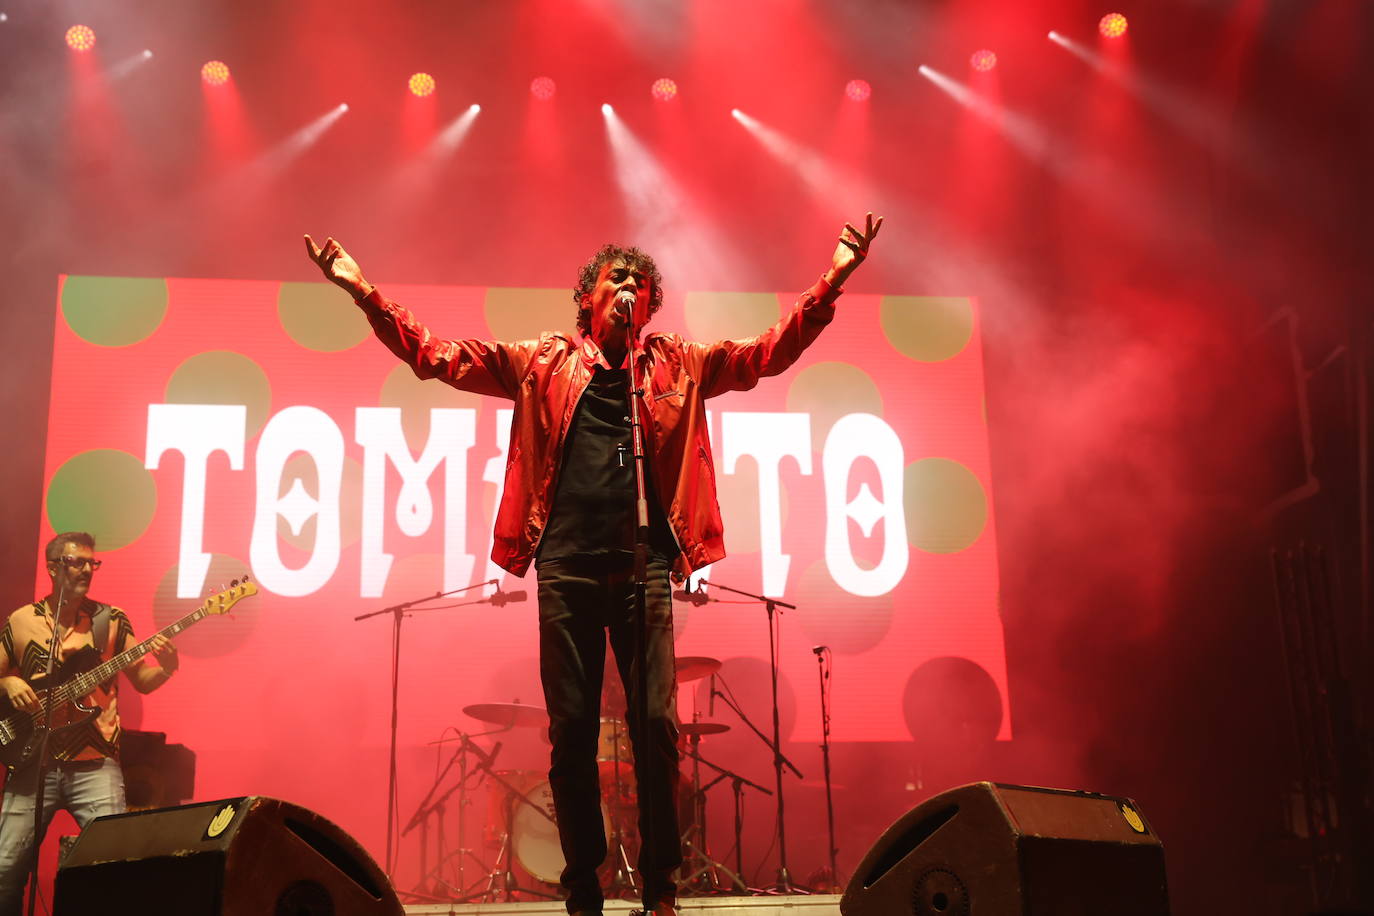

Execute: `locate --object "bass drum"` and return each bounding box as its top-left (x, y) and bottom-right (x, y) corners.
top-left (512, 779), bottom-right (613, 886)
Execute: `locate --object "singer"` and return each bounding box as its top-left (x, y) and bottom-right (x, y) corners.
top-left (304, 215), bottom-right (882, 916)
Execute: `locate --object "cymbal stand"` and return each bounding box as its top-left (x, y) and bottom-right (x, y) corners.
top-left (603, 734), bottom-right (640, 898)
top-left (697, 582), bottom-right (808, 894)
top-left (401, 731), bottom-right (504, 900)
top-left (478, 766), bottom-right (561, 902)
top-left (678, 735), bottom-right (769, 894)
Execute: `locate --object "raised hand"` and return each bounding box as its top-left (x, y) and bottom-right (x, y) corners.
top-left (304, 234), bottom-right (372, 299)
top-left (825, 212), bottom-right (885, 288)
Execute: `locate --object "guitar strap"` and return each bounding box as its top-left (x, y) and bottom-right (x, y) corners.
top-left (91, 603), bottom-right (112, 659)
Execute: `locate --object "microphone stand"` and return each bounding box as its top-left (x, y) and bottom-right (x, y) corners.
top-left (623, 297), bottom-right (659, 912)
top-left (25, 580), bottom-right (66, 916)
top-left (815, 647), bottom-right (839, 892)
top-left (355, 578), bottom-right (498, 876)
top-left (696, 580), bottom-right (808, 894)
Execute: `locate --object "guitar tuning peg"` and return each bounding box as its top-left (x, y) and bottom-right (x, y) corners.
top-left (230, 578), bottom-right (240, 587)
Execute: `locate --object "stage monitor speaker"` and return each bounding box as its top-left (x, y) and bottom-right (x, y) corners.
top-left (53, 795), bottom-right (403, 916)
top-left (840, 781), bottom-right (1169, 916)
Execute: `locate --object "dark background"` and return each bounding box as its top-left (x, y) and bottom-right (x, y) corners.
top-left (2, 0), bottom-right (1371, 912)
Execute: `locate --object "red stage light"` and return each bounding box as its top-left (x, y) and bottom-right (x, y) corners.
top-left (65, 24), bottom-right (96, 52)
top-left (530, 76), bottom-right (556, 101)
top-left (1099, 13), bottom-right (1129, 38)
top-left (845, 79), bottom-right (872, 102)
top-left (651, 77), bottom-right (678, 102)
top-left (409, 72), bottom-right (436, 97)
top-left (970, 49), bottom-right (997, 72)
top-left (201, 60), bottom-right (231, 86)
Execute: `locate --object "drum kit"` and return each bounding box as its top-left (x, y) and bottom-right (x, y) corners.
top-left (413, 655), bottom-right (750, 903)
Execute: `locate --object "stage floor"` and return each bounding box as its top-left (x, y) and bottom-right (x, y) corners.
top-left (402, 895), bottom-right (841, 916)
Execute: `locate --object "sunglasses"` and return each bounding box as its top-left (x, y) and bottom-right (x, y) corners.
top-left (54, 557), bottom-right (102, 571)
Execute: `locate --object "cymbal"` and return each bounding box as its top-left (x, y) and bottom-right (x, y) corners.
top-left (675, 656), bottom-right (721, 682)
top-left (463, 702), bottom-right (549, 729)
top-left (680, 721), bottom-right (730, 736)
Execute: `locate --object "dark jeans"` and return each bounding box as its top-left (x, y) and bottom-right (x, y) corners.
top-left (536, 555), bottom-right (682, 913)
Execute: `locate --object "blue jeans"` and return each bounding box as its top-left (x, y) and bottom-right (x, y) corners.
top-left (0, 757), bottom-right (126, 916)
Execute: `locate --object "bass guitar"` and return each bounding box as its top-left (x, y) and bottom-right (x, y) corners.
top-left (0, 577), bottom-right (257, 769)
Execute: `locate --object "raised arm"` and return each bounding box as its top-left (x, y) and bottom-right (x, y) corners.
top-left (688, 213), bottom-right (884, 397)
top-left (303, 233), bottom-right (537, 399)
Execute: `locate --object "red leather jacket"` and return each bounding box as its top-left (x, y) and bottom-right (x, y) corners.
top-left (355, 279), bottom-right (841, 578)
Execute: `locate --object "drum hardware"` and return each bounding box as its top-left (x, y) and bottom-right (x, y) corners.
top-left (691, 581), bottom-right (810, 895)
top-left (463, 701), bottom-right (551, 730)
top-left (400, 730), bottom-right (505, 902)
top-left (479, 766), bottom-right (563, 902)
top-left (674, 656), bottom-right (722, 683)
top-left (677, 717), bottom-right (766, 895)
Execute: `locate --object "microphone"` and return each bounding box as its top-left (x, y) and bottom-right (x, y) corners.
top-left (708, 672), bottom-right (716, 716)
top-left (615, 290), bottom-right (637, 315)
top-left (812, 645), bottom-right (827, 656)
top-left (490, 589), bottom-right (528, 607)
top-left (672, 588), bottom-right (708, 606)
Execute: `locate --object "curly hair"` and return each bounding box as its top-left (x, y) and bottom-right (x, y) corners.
top-left (572, 244), bottom-right (664, 337)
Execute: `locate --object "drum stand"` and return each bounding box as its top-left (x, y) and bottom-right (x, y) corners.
top-left (478, 768), bottom-right (562, 902)
top-left (678, 732), bottom-right (760, 894)
top-left (401, 732), bottom-right (503, 901)
top-left (602, 733), bottom-right (641, 898)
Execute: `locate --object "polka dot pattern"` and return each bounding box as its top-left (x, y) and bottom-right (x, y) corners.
top-left (277, 282), bottom-right (372, 352)
top-left (880, 296), bottom-right (974, 362)
top-left (164, 350), bottom-right (273, 440)
top-left (61, 277), bottom-right (168, 347)
top-left (379, 364), bottom-right (482, 454)
top-left (904, 458), bottom-right (988, 553)
top-left (684, 291), bottom-right (779, 342)
top-left (151, 554), bottom-right (258, 657)
top-left (484, 287), bottom-right (572, 342)
top-left (46, 449), bottom-right (157, 550)
top-left (785, 362), bottom-right (883, 452)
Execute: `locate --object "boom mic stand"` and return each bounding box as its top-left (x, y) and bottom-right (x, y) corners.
top-left (693, 581), bottom-right (809, 894)
top-left (355, 578), bottom-right (500, 876)
top-left (25, 579), bottom-right (66, 916)
top-left (814, 646), bottom-right (839, 892)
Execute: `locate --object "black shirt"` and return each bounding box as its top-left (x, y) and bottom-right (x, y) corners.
top-left (537, 366), bottom-right (679, 564)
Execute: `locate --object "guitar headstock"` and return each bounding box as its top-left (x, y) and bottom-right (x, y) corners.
top-left (203, 576), bottom-right (258, 616)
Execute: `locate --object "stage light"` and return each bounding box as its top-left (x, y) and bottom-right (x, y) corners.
top-left (1099, 13), bottom-right (1129, 38)
top-left (469, 103), bottom-right (481, 113)
top-left (845, 79), bottom-right (872, 102)
top-left (201, 60), bottom-right (230, 86)
top-left (1, 13), bottom-right (9, 22)
top-left (601, 103), bottom-right (613, 114)
top-left (65, 24), bottom-right (95, 52)
top-left (338, 103), bottom-right (349, 113)
top-left (142, 49), bottom-right (153, 59)
top-left (730, 108), bottom-right (743, 119)
top-left (651, 77), bottom-right (678, 102)
top-left (530, 76), bottom-right (556, 100)
top-left (970, 49), bottom-right (997, 72)
top-left (408, 72), bottom-right (435, 97)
